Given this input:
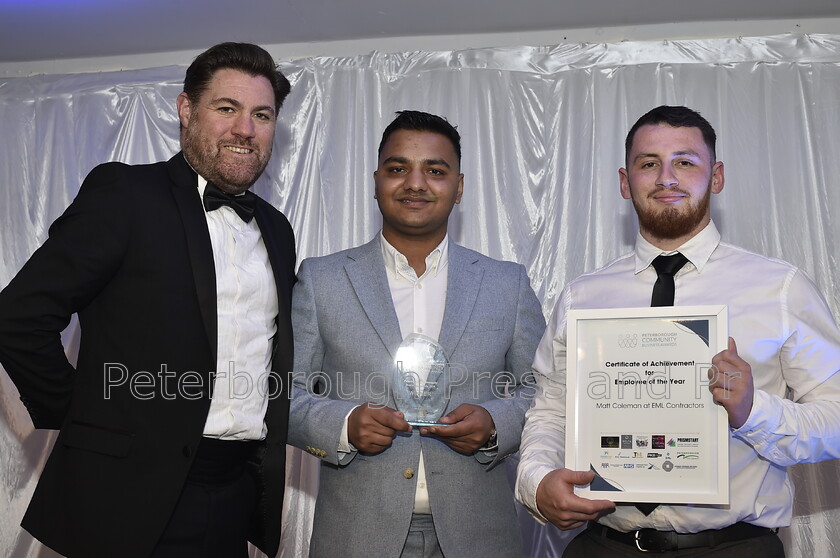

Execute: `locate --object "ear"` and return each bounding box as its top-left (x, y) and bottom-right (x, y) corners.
top-left (619, 168), bottom-right (632, 200)
top-left (373, 170), bottom-right (379, 199)
top-left (176, 92), bottom-right (192, 129)
top-left (711, 161), bottom-right (725, 195)
top-left (455, 174), bottom-right (464, 204)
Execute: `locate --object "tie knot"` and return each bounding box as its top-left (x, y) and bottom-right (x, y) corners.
top-left (203, 181), bottom-right (256, 222)
top-left (651, 253), bottom-right (688, 277)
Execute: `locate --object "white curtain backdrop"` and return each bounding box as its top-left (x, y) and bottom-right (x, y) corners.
top-left (1, 33), bottom-right (839, 557)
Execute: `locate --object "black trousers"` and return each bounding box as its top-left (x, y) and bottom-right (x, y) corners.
top-left (151, 438), bottom-right (259, 558)
top-left (563, 523), bottom-right (785, 558)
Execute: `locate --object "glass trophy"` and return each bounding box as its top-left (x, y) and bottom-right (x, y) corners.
top-left (392, 333), bottom-right (449, 427)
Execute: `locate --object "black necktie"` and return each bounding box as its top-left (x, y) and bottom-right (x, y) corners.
top-left (650, 253), bottom-right (689, 307)
top-left (203, 181), bottom-right (256, 223)
top-left (635, 253), bottom-right (689, 516)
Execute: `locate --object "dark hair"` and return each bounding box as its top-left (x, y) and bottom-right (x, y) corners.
top-left (625, 105), bottom-right (717, 165)
top-left (183, 42), bottom-right (291, 112)
top-left (378, 110), bottom-right (461, 162)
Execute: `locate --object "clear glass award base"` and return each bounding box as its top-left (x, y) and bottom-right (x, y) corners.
top-left (407, 420), bottom-right (451, 428)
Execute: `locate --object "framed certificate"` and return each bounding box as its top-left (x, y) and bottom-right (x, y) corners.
top-left (565, 306), bottom-right (729, 505)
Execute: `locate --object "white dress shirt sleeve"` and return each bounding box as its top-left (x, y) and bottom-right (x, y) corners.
top-left (734, 269), bottom-right (840, 466)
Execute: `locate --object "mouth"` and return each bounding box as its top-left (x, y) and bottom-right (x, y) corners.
top-left (223, 145), bottom-right (254, 155)
top-left (653, 194), bottom-right (686, 204)
top-left (651, 190), bottom-right (688, 204)
top-left (398, 196), bottom-right (433, 206)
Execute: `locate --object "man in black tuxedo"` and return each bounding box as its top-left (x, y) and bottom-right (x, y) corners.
top-left (0, 42), bottom-right (296, 558)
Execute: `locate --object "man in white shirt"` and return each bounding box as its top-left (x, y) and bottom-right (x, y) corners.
top-left (0, 43), bottom-right (296, 558)
top-left (515, 105), bottom-right (840, 556)
top-left (289, 111), bottom-right (545, 557)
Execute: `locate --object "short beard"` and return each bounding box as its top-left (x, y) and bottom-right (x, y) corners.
top-left (633, 183), bottom-right (711, 241)
top-left (182, 129), bottom-right (270, 195)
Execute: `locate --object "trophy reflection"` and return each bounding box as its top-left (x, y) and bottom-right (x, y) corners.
top-left (392, 333), bottom-right (449, 426)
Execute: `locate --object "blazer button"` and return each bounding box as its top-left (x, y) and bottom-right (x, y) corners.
top-left (403, 468), bottom-right (415, 479)
top-left (183, 445), bottom-right (192, 458)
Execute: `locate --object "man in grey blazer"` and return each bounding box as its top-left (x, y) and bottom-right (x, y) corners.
top-left (289, 111), bottom-right (545, 557)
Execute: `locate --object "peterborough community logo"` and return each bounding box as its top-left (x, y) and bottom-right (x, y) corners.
top-left (617, 333), bottom-right (638, 349)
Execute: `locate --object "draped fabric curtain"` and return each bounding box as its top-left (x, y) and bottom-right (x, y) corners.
top-left (1, 33), bottom-right (839, 557)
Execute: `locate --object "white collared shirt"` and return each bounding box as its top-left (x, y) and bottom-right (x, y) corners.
top-left (516, 221), bottom-right (840, 532)
top-left (338, 232), bottom-right (449, 514)
top-left (196, 177), bottom-right (278, 441)
top-left (382, 233), bottom-right (449, 514)
top-left (380, 233), bottom-right (449, 343)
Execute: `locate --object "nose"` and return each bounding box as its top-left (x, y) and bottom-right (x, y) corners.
top-left (656, 165), bottom-right (678, 189)
top-left (404, 168), bottom-right (427, 191)
top-left (232, 114), bottom-right (256, 139)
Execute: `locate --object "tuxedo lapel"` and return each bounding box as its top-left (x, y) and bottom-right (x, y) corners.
top-left (253, 201), bottom-right (295, 418)
top-left (344, 239), bottom-right (403, 359)
top-left (166, 152), bottom-right (218, 364)
top-left (254, 202), bottom-right (293, 332)
top-left (439, 242), bottom-right (483, 360)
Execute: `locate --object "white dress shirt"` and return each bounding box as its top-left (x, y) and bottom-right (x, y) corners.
top-left (196, 177), bottom-right (278, 441)
top-left (338, 232), bottom-right (449, 514)
top-left (516, 221), bottom-right (840, 532)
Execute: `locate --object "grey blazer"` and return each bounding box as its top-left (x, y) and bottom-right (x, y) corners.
top-left (288, 237), bottom-right (545, 557)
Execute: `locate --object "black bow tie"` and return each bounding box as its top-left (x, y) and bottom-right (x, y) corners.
top-left (202, 181), bottom-right (256, 223)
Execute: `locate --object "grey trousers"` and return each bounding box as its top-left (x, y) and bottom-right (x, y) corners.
top-left (400, 514), bottom-right (445, 558)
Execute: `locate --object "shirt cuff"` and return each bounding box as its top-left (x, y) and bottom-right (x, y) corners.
top-left (731, 389), bottom-right (786, 452)
top-left (516, 463), bottom-right (554, 524)
top-left (338, 406), bottom-right (359, 456)
top-left (732, 390), bottom-right (779, 435)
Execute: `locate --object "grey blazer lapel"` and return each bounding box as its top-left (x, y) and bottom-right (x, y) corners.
top-left (439, 242), bottom-right (483, 359)
top-left (344, 238), bottom-right (404, 359)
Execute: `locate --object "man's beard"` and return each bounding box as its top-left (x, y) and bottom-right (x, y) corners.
top-left (633, 182), bottom-right (711, 241)
top-left (182, 128), bottom-right (271, 195)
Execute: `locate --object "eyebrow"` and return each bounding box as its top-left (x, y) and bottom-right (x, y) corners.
top-left (381, 156), bottom-right (451, 169)
top-left (209, 96), bottom-right (276, 116)
top-left (672, 150), bottom-right (702, 158)
top-left (633, 150), bottom-right (702, 163)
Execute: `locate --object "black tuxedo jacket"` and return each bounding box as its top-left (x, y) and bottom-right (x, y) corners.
top-left (0, 153), bottom-right (295, 558)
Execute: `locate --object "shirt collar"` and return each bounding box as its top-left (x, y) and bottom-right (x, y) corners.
top-left (379, 232), bottom-right (449, 282)
top-left (196, 174), bottom-right (208, 197)
top-left (634, 220), bottom-right (721, 275)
